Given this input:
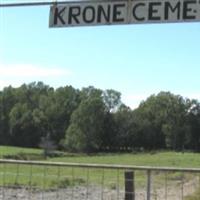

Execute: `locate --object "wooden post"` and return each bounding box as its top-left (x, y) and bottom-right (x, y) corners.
top-left (125, 171), bottom-right (135, 200)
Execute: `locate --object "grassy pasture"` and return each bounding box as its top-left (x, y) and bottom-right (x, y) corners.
top-left (49, 151), bottom-right (200, 168)
top-left (0, 145), bottom-right (43, 160)
top-left (1, 146), bottom-right (200, 168)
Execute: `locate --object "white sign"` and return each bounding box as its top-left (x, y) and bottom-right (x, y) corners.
top-left (49, 0), bottom-right (200, 28)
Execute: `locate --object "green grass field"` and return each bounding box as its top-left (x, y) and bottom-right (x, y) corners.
top-left (1, 146), bottom-right (200, 168)
top-left (0, 146), bottom-right (42, 156)
top-left (0, 145), bottom-right (200, 199)
top-left (49, 151), bottom-right (200, 168)
top-left (1, 145), bottom-right (200, 174)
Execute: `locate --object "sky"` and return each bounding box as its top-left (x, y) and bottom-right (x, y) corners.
top-left (0, 0), bottom-right (200, 108)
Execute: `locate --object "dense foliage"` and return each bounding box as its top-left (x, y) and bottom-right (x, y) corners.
top-left (0, 82), bottom-right (200, 152)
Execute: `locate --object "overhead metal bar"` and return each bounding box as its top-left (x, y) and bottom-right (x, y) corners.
top-left (0, 0), bottom-right (123, 8)
top-left (0, 1), bottom-right (78, 8)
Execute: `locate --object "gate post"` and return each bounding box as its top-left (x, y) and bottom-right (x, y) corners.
top-left (147, 170), bottom-right (151, 200)
top-left (125, 171), bottom-right (135, 200)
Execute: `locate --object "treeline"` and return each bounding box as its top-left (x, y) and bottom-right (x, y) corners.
top-left (0, 82), bottom-right (200, 152)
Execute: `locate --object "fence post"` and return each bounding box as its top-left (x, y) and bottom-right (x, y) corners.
top-left (125, 171), bottom-right (135, 200)
top-left (147, 170), bottom-right (151, 200)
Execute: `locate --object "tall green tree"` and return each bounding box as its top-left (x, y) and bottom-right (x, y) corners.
top-left (0, 92), bottom-right (3, 144)
top-left (64, 96), bottom-right (106, 152)
top-left (9, 103), bottom-right (40, 147)
top-left (103, 89), bottom-right (121, 112)
top-left (112, 104), bottom-right (137, 150)
top-left (186, 99), bottom-right (200, 151)
top-left (1, 86), bottom-right (17, 145)
top-left (134, 92), bottom-right (189, 150)
top-left (41, 86), bottom-right (80, 145)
